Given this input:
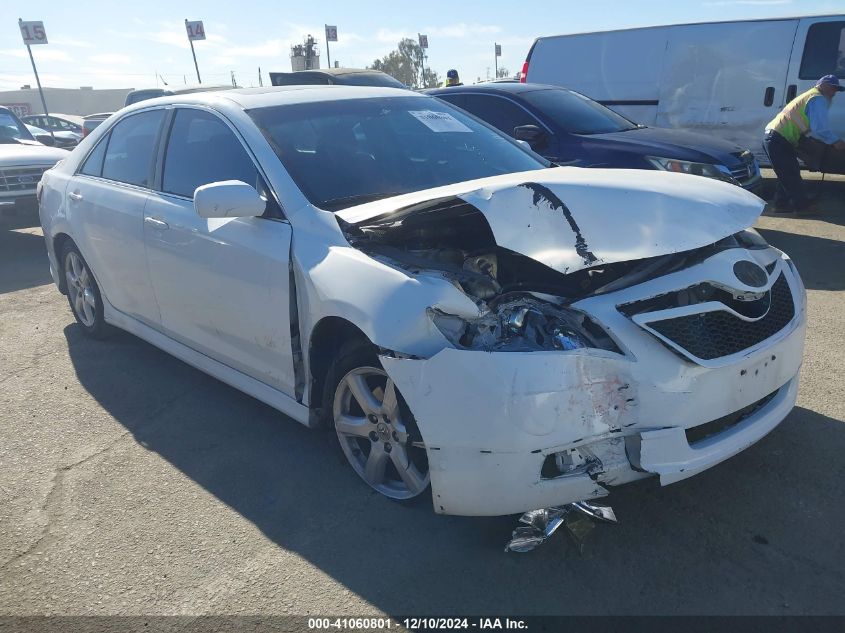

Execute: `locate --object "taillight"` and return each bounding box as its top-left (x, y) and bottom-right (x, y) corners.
top-left (520, 61), bottom-right (529, 83)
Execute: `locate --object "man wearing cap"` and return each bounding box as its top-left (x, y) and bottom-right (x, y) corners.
top-left (444, 69), bottom-right (463, 87)
top-left (763, 74), bottom-right (845, 215)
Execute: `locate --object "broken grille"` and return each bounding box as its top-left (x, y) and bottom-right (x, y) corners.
top-left (686, 388), bottom-right (779, 445)
top-left (0, 165), bottom-right (49, 193)
top-left (646, 273), bottom-right (794, 361)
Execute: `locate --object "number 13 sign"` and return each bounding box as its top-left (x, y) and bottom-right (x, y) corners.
top-left (185, 20), bottom-right (206, 41)
top-left (19, 21), bottom-right (48, 45)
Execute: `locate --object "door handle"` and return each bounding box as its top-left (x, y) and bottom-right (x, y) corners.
top-left (786, 84), bottom-right (798, 102)
top-left (763, 86), bottom-right (775, 107)
top-left (144, 216), bottom-right (170, 230)
top-left (67, 191), bottom-right (83, 202)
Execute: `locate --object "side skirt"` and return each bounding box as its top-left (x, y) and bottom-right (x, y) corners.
top-left (103, 300), bottom-right (314, 428)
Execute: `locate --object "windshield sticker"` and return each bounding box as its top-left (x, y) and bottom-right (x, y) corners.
top-left (409, 110), bottom-right (472, 133)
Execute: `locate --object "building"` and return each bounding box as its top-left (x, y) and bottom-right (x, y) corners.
top-left (290, 35), bottom-right (321, 72)
top-left (0, 87), bottom-right (134, 117)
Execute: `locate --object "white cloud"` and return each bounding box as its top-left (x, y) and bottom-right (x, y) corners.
top-left (88, 53), bottom-right (132, 65)
top-left (702, 0), bottom-right (791, 5)
top-left (50, 37), bottom-right (94, 48)
top-left (425, 23), bottom-right (502, 39)
top-left (0, 48), bottom-right (73, 62)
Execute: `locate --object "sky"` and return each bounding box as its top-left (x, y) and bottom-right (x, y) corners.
top-left (1, 0), bottom-right (844, 91)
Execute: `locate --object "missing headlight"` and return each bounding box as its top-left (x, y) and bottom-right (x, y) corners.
top-left (429, 295), bottom-right (620, 353)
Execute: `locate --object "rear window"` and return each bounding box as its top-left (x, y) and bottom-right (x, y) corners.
top-left (249, 96), bottom-right (546, 210)
top-left (800, 21), bottom-right (845, 79)
top-left (101, 110), bottom-right (165, 187)
top-left (521, 89), bottom-right (637, 135)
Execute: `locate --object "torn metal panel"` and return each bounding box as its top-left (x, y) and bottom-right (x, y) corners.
top-left (505, 501), bottom-right (617, 553)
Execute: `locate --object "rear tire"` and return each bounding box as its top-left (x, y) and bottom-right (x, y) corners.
top-left (323, 341), bottom-right (431, 503)
top-left (62, 242), bottom-right (108, 339)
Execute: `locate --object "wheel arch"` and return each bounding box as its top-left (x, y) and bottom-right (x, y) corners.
top-left (52, 232), bottom-right (75, 294)
top-left (307, 316), bottom-right (372, 417)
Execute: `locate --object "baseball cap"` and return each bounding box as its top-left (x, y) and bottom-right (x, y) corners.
top-left (816, 75), bottom-right (845, 92)
top-left (447, 69), bottom-right (459, 79)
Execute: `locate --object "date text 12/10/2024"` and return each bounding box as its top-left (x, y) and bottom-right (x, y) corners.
top-left (308, 618), bottom-right (529, 630)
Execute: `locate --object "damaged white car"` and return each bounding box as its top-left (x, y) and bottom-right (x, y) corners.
top-left (38, 87), bottom-right (806, 517)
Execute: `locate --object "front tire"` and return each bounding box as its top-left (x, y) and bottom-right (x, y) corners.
top-left (324, 343), bottom-right (430, 502)
top-left (62, 242), bottom-right (108, 338)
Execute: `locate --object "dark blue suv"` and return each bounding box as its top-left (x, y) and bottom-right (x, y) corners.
top-left (426, 82), bottom-right (761, 194)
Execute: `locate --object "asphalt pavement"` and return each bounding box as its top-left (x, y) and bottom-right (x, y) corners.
top-left (1, 173), bottom-right (844, 617)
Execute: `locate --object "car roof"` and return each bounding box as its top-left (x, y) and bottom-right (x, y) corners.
top-left (425, 82), bottom-right (565, 96)
top-left (128, 85), bottom-right (422, 111)
top-left (83, 112), bottom-right (113, 120)
top-left (284, 68), bottom-right (387, 77)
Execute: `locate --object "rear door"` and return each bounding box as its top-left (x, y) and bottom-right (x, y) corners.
top-left (143, 106), bottom-right (297, 394)
top-left (66, 109), bottom-right (165, 326)
top-left (786, 16), bottom-right (845, 173)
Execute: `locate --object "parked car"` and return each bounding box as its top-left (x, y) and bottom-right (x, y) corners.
top-left (22, 114), bottom-right (83, 147)
top-left (39, 87), bottom-right (805, 516)
top-left (269, 68), bottom-right (407, 88)
top-left (520, 14), bottom-right (845, 172)
top-left (24, 123), bottom-right (58, 146)
top-left (427, 83), bottom-right (762, 192)
top-left (124, 85), bottom-right (234, 107)
top-left (81, 113), bottom-right (112, 139)
top-left (0, 106), bottom-right (69, 212)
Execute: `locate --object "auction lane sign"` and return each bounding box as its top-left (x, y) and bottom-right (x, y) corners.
top-left (19, 21), bottom-right (48, 45)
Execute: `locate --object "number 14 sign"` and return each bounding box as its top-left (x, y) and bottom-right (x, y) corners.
top-left (185, 20), bottom-right (206, 41)
top-left (19, 21), bottom-right (48, 45)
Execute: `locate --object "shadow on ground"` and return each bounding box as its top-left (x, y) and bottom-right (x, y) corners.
top-left (0, 217), bottom-right (53, 294)
top-left (757, 228), bottom-right (845, 291)
top-left (64, 321), bottom-right (845, 615)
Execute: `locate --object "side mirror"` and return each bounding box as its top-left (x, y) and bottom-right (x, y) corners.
top-left (36, 133), bottom-right (55, 146)
top-left (513, 124), bottom-right (547, 150)
top-left (194, 180), bottom-right (266, 219)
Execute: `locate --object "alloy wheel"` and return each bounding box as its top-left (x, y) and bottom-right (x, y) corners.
top-left (333, 366), bottom-right (429, 499)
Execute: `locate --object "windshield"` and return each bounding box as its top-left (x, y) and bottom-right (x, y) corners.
top-left (248, 96), bottom-right (547, 210)
top-left (0, 110), bottom-right (35, 144)
top-left (522, 89), bottom-right (638, 135)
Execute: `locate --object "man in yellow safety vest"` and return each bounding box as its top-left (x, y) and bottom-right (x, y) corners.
top-left (763, 74), bottom-right (845, 215)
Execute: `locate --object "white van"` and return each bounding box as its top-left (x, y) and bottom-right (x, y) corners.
top-left (521, 15), bottom-right (845, 172)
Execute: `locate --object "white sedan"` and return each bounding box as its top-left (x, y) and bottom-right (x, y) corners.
top-left (38, 87), bottom-right (806, 516)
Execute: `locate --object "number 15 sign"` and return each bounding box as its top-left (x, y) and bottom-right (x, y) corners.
top-left (185, 20), bottom-right (206, 41)
top-left (19, 21), bottom-right (48, 45)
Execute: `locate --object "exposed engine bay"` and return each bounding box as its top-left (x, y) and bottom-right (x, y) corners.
top-left (338, 194), bottom-right (770, 353)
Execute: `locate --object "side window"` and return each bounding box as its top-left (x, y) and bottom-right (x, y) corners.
top-left (79, 132), bottom-right (109, 177)
top-left (162, 109), bottom-right (260, 198)
top-left (436, 93), bottom-right (466, 109)
top-left (800, 21), bottom-right (845, 79)
top-left (461, 95), bottom-right (540, 137)
top-left (102, 110), bottom-right (165, 187)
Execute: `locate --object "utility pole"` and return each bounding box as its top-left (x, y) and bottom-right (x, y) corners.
top-left (185, 19), bottom-right (205, 83)
top-left (18, 19), bottom-right (50, 119)
top-left (325, 25), bottom-right (338, 69)
top-left (494, 43), bottom-right (501, 78)
top-left (258, 67), bottom-right (263, 87)
top-left (418, 34), bottom-right (429, 88)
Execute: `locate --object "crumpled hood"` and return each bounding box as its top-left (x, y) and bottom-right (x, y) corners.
top-left (336, 167), bottom-right (764, 276)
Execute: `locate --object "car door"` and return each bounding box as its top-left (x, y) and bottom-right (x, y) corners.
top-left (66, 108), bottom-right (165, 326)
top-left (143, 106), bottom-right (297, 395)
top-left (786, 17), bottom-right (845, 174)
